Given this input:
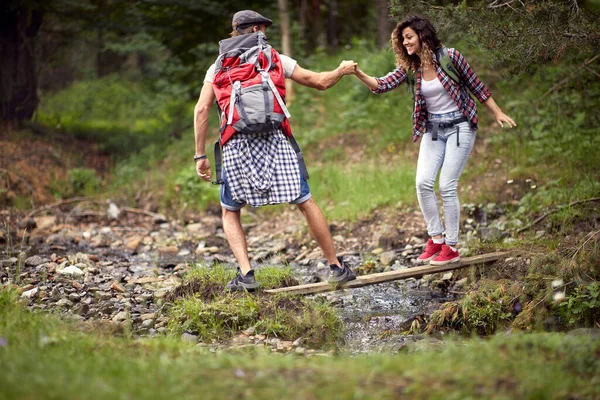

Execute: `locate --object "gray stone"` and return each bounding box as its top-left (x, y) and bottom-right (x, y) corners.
top-left (141, 319), bottom-right (155, 329)
top-left (59, 266), bottom-right (84, 278)
top-left (380, 251), bottom-right (396, 266)
top-left (181, 332), bottom-right (198, 343)
top-left (25, 256), bottom-right (47, 267)
top-left (21, 287), bottom-right (39, 299)
top-left (112, 311), bottom-right (130, 323)
top-left (454, 278), bottom-right (468, 290)
top-left (478, 227), bottom-right (502, 242)
top-left (56, 298), bottom-right (74, 308)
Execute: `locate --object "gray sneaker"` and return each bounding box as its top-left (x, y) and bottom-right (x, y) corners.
top-left (226, 268), bottom-right (260, 292)
top-left (327, 257), bottom-right (357, 284)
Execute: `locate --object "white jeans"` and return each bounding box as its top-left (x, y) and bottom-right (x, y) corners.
top-left (415, 111), bottom-right (475, 246)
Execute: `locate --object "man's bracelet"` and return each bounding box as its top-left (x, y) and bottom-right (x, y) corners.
top-left (194, 154), bottom-right (207, 162)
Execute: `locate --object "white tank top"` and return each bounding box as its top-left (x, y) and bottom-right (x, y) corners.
top-left (421, 76), bottom-right (459, 114)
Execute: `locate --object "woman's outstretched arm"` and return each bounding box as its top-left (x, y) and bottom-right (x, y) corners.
top-left (483, 97), bottom-right (517, 128)
top-left (354, 67), bottom-right (379, 90)
top-left (354, 66), bottom-right (408, 94)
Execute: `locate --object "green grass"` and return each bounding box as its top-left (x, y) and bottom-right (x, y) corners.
top-left (1, 288), bottom-right (599, 400)
top-left (165, 264), bottom-right (343, 348)
top-left (309, 160), bottom-right (416, 221)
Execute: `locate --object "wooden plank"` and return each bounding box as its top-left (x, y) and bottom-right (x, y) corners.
top-left (265, 251), bottom-right (510, 296)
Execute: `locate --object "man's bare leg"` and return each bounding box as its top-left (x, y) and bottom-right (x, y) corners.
top-left (222, 208), bottom-right (252, 274)
top-left (296, 198), bottom-right (339, 266)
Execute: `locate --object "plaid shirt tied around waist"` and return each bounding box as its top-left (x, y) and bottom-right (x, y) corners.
top-left (371, 48), bottom-right (491, 142)
top-left (223, 130), bottom-right (301, 207)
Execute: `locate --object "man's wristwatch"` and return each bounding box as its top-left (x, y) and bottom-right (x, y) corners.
top-left (194, 154), bottom-right (207, 162)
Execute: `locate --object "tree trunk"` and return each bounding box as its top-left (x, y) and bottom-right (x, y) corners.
top-left (0, 7), bottom-right (43, 124)
top-left (326, 0), bottom-right (339, 55)
top-left (277, 0), bottom-right (294, 101)
top-left (376, 0), bottom-right (394, 49)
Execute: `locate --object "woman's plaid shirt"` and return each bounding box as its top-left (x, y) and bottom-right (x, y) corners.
top-left (371, 48), bottom-right (491, 142)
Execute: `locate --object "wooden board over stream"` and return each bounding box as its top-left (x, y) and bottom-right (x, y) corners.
top-left (265, 251), bottom-right (511, 296)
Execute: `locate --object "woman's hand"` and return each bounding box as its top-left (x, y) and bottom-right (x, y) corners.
top-left (494, 112), bottom-right (516, 129)
top-left (196, 158), bottom-right (212, 182)
top-left (338, 60), bottom-right (358, 75)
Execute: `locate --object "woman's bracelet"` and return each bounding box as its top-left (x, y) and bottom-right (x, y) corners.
top-left (193, 154), bottom-right (207, 162)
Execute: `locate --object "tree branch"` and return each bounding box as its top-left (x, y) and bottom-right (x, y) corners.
top-left (23, 197), bottom-right (89, 221)
top-left (516, 197), bottom-right (600, 234)
top-left (538, 54), bottom-right (600, 102)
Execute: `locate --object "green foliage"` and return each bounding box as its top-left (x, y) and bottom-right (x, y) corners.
top-left (558, 282), bottom-right (600, 326)
top-left (68, 168), bottom-right (100, 196)
top-left (37, 76), bottom-right (190, 156)
top-left (2, 291), bottom-right (600, 400)
top-left (310, 161), bottom-right (416, 221)
top-left (166, 264), bottom-right (343, 348)
top-left (290, 44), bottom-right (413, 153)
top-left (389, 0), bottom-right (600, 74)
top-left (172, 167), bottom-right (216, 210)
top-left (427, 280), bottom-right (521, 335)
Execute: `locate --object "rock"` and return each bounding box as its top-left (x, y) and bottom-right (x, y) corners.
top-left (141, 319), bottom-right (155, 329)
top-left (21, 287), bottom-right (39, 299)
top-left (242, 327), bottom-right (256, 336)
top-left (478, 227), bottom-right (502, 242)
top-left (111, 281), bottom-right (125, 293)
top-left (125, 236), bottom-right (143, 251)
top-left (112, 311), bottom-right (130, 323)
top-left (72, 280), bottom-right (83, 290)
top-left (453, 278), bottom-right (468, 290)
top-left (371, 248), bottom-right (384, 255)
top-left (295, 347), bottom-right (306, 355)
top-left (333, 235), bottom-right (344, 243)
top-left (195, 246), bottom-right (220, 255)
top-left (181, 332), bottom-right (198, 343)
top-left (442, 272), bottom-right (453, 281)
top-left (153, 214), bottom-right (168, 224)
top-left (409, 236), bottom-right (425, 245)
top-left (25, 255), bottom-right (47, 267)
top-left (33, 216), bottom-right (56, 231)
top-left (185, 223), bottom-right (204, 233)
top-left (56, 298), bottom-right (74, 308)
top-left (58, 266), bottom-right (84, 278)
top-left (380, 251), bottom-right (396, 266)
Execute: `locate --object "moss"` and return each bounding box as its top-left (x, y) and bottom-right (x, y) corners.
top-left (165, 264), bottom-right (343, 349)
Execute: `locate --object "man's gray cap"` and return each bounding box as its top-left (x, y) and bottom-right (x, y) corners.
top-left (232, 10), bottom-right (273, 30)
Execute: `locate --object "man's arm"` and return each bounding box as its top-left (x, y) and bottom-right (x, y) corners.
top-left (289, 60), bottom-right (356, 90)
top-left (194, 82), bottom-right (216, 181)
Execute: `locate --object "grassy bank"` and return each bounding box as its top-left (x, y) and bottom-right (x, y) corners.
top-left (165, 265), bottom-right (343, 348)
top-left (1, 288), bottom-right (599, 400)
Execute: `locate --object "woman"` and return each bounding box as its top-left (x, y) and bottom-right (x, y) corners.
top-left (353, 15), bottom-right (515, 265)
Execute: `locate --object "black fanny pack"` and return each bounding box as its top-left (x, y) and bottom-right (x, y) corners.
top-left (425, 116), bottom-right (468, 146)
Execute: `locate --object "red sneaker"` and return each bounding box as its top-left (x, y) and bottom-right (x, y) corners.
top-left (430, 244), bottom-right (460, 265)
top-left (417, 239), bottom-right (443, 263)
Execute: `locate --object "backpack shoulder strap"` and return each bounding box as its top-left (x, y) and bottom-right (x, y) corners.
top-left (436, 46), bottom-right (461, 85)
top-left (406, 69), bottom-right (416, 100)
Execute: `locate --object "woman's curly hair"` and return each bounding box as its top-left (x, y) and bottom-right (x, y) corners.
top-left (391, 15), bottom-right (442, 72)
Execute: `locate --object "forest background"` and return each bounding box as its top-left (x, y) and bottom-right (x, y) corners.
top-left (1, 0), bottom-right (600, 398)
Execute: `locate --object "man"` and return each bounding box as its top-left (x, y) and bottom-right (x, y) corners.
top-left (194, 10), bottom-right (357, 291)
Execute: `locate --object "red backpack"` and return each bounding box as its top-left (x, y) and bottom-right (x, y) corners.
top-left (212, 31), bottom-right (292, 146)
top-left (210, 32), bottom-right (308, 185)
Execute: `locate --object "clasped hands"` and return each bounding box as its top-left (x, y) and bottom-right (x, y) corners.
top-left (338, 60), bottom-right (360, 75)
